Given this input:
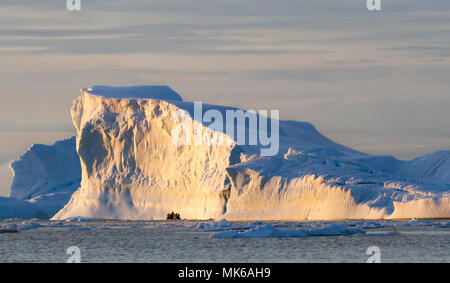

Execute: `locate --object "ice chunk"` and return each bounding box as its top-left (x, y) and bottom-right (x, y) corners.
top-left (64, 217), bottom-right (94, 222)
top-left (0, 224), bottom-right (19, 233)
top-left (210, 224), bottom-right (308, 238)
top-left (17, 221), bottom-right (44, 231)
top-left (199, 219), bottom-right (233, 231)
top-left (434, 221), bottom-right (450, 228)
top-left (47, 221), bottom-right (75, 228)
top-left (299, 224), bottom-right (365, 236)
top-left (69, 225), bottom-right (92, 231)
top-left (402, 220), bottom-right (436, 227)
top-left (360, 221), bottom-right (384, 229)
top-left (364, 231), bottom-right (400, 237)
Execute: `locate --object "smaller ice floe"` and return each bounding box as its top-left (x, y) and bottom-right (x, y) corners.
top-left (159, 222), bottom-right (185, 229)
top-left (221, 221), bottom-right (267, 231)
top-left (401, 220), bottom-right (436, 227)
top-left (17, 221), bottom-right (44, 231)
top-left (198, 219), bottom-right (233, 231)
top-left (198, 223), bottom-right (211, 229)
top-left (2, 223), bottom-right (17, 228)
top-left (64, 217), bottom-right (94, 222)
top-left (273, 221), bottom-right (305, 228)
top-left (199, 220), bottom-right (267, 232)
top-left (69, 226), bottom-right (92, 231)
top-left (363, 231), bottom-right (400, 237)
top-left (228, 223), bottom-right (259, 230)
top-left (210, 224), bottom-right (308, 238)
top-left (1, 221), bottom-right (44, 231)
top-left (355, 221), bottom-right (384, 229)
top-left (210, 223), bottom-right (365, 238)
top-left (434, 221), bottom-right (450, 228)
top-left (304, 221), bottom-right (329, 229)
top-left (300, 224), bottom-right (365, 237)
top-left (0, 224), bottom-right (20, 233)
top-left (47, 221), bottom-right (77, 228)
top-left (347, 221), bottom-right (365, 227)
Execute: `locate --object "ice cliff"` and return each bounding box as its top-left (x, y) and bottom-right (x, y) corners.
top-left (54, 86), bottom-right (235, 219)
top-left (6, 85), bottom-right (450, 220)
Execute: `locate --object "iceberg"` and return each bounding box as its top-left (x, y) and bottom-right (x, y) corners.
top-left (223, 151), bottom-right (450, 220)
top-left (8, 137), bottom-right (81, 217)
top-left (3, 85), bottom-right (449, 220)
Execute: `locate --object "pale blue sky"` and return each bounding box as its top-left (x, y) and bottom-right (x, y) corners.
top-left (1, 0), bottom-right (449, 196)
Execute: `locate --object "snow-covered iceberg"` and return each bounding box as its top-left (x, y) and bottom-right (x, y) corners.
top-left (3, 85), bottom-right (448, 220)
top-left (49, 85), bottom-right (449, 220)
top-left (223, 149), bottom-right (450, 220)
top-left (8, 137), bottom-right (81, 217)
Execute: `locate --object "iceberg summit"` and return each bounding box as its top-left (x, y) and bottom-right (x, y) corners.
top-left (5, 85), bottom-right (450, 220)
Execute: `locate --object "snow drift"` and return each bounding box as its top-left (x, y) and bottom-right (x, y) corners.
top-left (4, 85), bottom-right (449, 220)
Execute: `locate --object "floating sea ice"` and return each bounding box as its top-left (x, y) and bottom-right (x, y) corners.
top-left (402, 220), bottom-right (436, 227)
top-left (273, 221), bottom-right (305, 228)
top-left (17, 221), bottom-right (44, 231)
top-left (299, 224), bottom-right (365, 236)
top-left (69, 226), bottom-right (92, 231)
top-left (225, 221), bottom-right (264, 230)
top-left (1, 223), bottom-right (17, 229)
top-left (359, 221), bottom-right (384, 229)
top-left (64, 217), bottom-right (94, 222)
top-left (210, 224), bottom-right (308, 238)
top-left (434, 221), bottom-right (450, 228)
top-left (0, 221), bottom-right (44, 231)
top-left (47, 221), bottom-right (76, 228)
top-left (210, 222), bottom-right (367, 238)
top-left (215, 219), bottom-right (232, 227)
top-left (347, 221), bottom-right (365, 227)
top-left (196, 223), bottom-right (208, 228)
top-left (363, 231), bottom-right (400, 237)
top-left (200, 219), bottom-right (233, 231)
top-left (0, 225), bottom-right (19, 233)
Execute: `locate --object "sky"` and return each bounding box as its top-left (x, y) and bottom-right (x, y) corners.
top-left (0, 0), bottom-right (449, 196)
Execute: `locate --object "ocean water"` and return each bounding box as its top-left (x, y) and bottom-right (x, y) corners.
top-left (0, 220), bottom-right (449, 263)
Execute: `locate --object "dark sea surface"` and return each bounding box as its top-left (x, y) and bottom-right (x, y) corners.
top-left (0, 219), bottom-right (449, 263)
